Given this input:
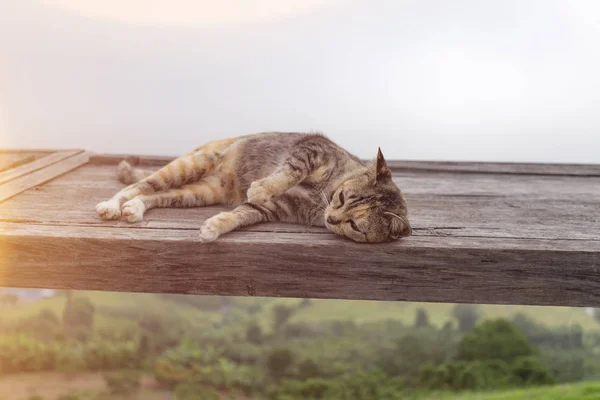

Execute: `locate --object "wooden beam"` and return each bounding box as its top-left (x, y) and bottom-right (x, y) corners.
top-left (0, 153), bottom-right (598, 307)
top-left (0, 152), bottom-right (89, 203)
top-left (0, 222), bottom-right (598, 307)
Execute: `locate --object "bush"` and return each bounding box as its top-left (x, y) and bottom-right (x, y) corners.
top-left (378, 330), bottom-right (456, 380)
top-left (283, 322), bottom-right (317, 339)
top-left (0, 335), bottom-right (57, 373)
top-left (154, 341), bottom-right (262, 393)
top-left (542, 349), bottom-right (586, 382)
top-left (83, 340), bottom-right (138, 370)
top-left (103, 370), bottom-right (141, 395)
top-left (419, 360), bottom-right (514, 390)
top-left (154, 343), bottom-right (222, 386)
top-left (15, 309), bottom-right (61, 342)
top-left (138, 313), bottom-right (180, 354)
top-left (266, 348), bottom-right (295, 381)
top-left (297, 358), bottom-right (322, 380)
top-left (268, 371), bottom-right (403, 400)
top-left (246, 322), bottom-right (263, 345)
top-left (222, 342), bottom-right (260, 365)
top-left (175, 382), bottom-right (220, 400)
top-left (458, 319), bottom-right (537, 363)
top-left (511, 356), bottom-right (556, 386)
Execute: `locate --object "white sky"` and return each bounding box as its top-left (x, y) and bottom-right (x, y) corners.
top-left (0, 0), bottom-right (599, 162)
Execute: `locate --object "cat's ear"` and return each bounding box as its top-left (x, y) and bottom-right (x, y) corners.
top-left (375, 147), bottom-right (392, 184)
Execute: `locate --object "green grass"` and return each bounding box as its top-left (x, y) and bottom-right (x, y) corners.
top-left (417, 381), bottom-right (600, 400)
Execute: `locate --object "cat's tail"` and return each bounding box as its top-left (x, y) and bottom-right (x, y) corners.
top-left (117, 157), bottom-right (153, 184)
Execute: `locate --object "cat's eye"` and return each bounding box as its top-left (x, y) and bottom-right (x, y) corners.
top-left (338, 190), bottom-right (345, 205)
top-left (349, 220), bottom-right (361, 232)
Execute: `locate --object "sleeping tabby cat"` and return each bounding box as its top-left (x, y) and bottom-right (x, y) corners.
top-left (95, 132), bottom-right (412, 243)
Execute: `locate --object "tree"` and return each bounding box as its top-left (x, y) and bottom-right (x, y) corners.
top-left (298, 298), bottom-right (312, 308)
top-left (452, 304), bottom-right (480, 333)
top-left (62, 296), bottom-right (95, 340)
top-left (414, 308), bottom-right (430, 328)
top-left (457, 319), bottom-right (537, 363)
top-left (379, 331), bottom-right (455, 379)
top-left (246, 321), bottom-right (263, 345)
top-left (272, 304), bottom-right (294, 332)
top-left (442, 321), bottom-right (454, 334)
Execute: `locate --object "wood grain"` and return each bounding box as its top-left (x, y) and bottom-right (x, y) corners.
top-left (0, 222), bottom-right (598, 306)
top-left (0, 150), bottom-right (83, 186)
top-left (0, 154), bottom-right (36, 174)
top-left (0, 152), bottom-right (90, 203)
top-left (0, 153), bottom-right (599, 306)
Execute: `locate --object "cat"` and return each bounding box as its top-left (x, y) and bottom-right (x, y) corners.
top-left (95, 132), bottom-right (412, 243)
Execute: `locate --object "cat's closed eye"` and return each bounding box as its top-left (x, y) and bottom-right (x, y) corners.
top-left (339, 190), bottom-right (345, 205)
top-left (349, 220), bottom-right (361, 232)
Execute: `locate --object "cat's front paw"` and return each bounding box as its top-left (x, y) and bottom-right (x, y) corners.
top-left (122, 198), bottom-right (145, 223)
top-left (247, 180), bottom-right (274, 204)
top-left (95, 201), bottom-right (121, 220)
top-left (198, 223), bottom-right (220, 243)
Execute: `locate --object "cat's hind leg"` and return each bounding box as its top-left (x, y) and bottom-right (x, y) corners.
top-left (199, 203), bottom-right (275, 243)
top-left (121, 176), bottom-right (225, 223)
top-left (117, 160), bottom-right (152, 185)
top-left (96, 152), bottom-right (219, 220)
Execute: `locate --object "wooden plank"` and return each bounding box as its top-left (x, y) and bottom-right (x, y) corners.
top-left (0, 152), bottom-right (90, 203)
top-left (90, 153), bottom-right (600, 176)
top-left (0, 222), bottom-right (598, 306)
top-left (0, 150), bottom-right (83, 186)
top-left (0, 154), bottom-right (36, 173)
top-left (0, 153), bottom-right (598, 306)
top-left (0, 163), bottom-right (598, 241)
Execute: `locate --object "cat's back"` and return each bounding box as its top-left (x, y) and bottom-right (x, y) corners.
top-left (221, 132), bottom-right (336, 192)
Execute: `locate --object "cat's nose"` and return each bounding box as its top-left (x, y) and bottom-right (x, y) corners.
top-left (327, 216), bottom-right (341, 225)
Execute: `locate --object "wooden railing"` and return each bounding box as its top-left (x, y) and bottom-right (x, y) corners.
top-left (0, 150), bottom-right (598, 307)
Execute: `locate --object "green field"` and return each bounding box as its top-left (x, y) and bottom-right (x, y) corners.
top-left (424, 381), bottom-right (600, 400)
top-left (2, 290), bottom-right (600, 400)
top-left (2, 290), bottom-right (597, 334)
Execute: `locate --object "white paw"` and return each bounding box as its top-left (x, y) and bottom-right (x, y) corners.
top-left (247, 180), bottom-right (274, 204)
top-left (95, 201), bottom-right (121, 220)
top-left (198, 223), bottom-right (220, 243)
top-left (122, 199), bottom-right (145, 223)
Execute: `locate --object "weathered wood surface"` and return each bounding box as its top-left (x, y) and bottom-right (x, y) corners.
top-left (0, 150), bottom-right (82, 185)
top-left (0, 152), bottom-right (599, 306)
top-left (0, 152), bottom-right (89, 203)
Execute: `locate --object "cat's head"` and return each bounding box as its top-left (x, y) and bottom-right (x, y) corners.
top-left (324, 148), bottom-right (411, 243)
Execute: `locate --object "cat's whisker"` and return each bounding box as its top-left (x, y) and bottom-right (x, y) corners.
top-left (384, 211), bottom-right (403, 221)
top-left (316, 188), bottom-right (330, 208)
top-left (320, 189), bottom-right (330, 206)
